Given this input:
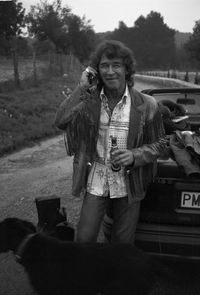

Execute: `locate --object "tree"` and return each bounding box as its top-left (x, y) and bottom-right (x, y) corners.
top-left (0, 0), bottom-right (26, 86)
top-left (132, 11), bottom-right (176, 69)
top-left (185, 20), bottom-right (200, 63)
top-left (0, 0), bottom-right (25, 56)
top-left (63, 14), bottom-right (96, 62)
top-left (109, 21), bottom-right (132, 46)
top-left (32, 39), bottom-right (55, 55)
top-left (0, 0), bottom-right (25, 39)
top-left (26, 0), bottom-right (70, 52)
top-left (108, 11), bottom-right (176, 70)
top-left (26, 0), bottom-right (96, 62)
top-left (15, 36), bottom-right (32, 56)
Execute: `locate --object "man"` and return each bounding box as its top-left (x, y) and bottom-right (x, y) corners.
top-left (55, 40), bottom-right (167, 244)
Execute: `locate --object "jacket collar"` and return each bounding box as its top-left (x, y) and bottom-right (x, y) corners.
top-left (100, 84), bottom-right (129, 104)
top-left (127, 87), bottom-right (144, 149)
top-left (129, 87), bottom-right (145, 107)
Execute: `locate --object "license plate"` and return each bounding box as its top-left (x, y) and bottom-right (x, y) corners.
top-left (181, 191), bottom-right (200, 208)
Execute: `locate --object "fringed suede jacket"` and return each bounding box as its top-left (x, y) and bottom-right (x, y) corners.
top-left (55, 84), bottom-right (167, 203)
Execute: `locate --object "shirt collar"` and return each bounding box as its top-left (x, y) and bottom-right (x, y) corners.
top-left (100, 84), bottom-right (129, 104)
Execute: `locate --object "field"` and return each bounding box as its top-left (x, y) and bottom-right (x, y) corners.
top-left (0, 53), bottom-right (84, 156)
top-left (0, 57), bottom-right (49, 82)
top-left (0, 71), bottom-right (81, 156)
top-left (0, 54), bottom-right (82, 90)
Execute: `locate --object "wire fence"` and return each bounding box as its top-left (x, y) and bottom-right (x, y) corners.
top-left (139, 70), bottom-right (200, 85)
top-left (0, 52), bottom-right (83, 87)
top-left (1, 53), bottom-right (199, 91)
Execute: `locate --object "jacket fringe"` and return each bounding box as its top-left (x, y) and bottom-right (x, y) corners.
top-left (66, 104), bottom-right (98, 156)
top-left (143, 109), bottom-right (165, 144)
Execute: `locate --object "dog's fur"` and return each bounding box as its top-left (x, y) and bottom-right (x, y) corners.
top-left (0, 217), bottom-right (199, 295)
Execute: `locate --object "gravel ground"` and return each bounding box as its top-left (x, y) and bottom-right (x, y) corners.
top-left (0, 135), bottom-right (79, 295)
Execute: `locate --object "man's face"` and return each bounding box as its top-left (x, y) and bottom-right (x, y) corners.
top-left (98, 54), bottom-right (126, 92)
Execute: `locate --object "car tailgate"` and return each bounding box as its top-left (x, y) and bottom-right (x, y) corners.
top-left (139, 159), bottom-right (200, 225)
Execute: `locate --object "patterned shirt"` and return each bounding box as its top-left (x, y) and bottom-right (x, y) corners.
top-left (86, 85), bottom-right (131, 198)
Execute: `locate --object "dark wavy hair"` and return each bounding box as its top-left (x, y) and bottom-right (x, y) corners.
top-left (89, 39), bottom-right (136, 87)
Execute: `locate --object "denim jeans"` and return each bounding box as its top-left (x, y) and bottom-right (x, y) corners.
top-left (76, 193), bottom-right (140, 243)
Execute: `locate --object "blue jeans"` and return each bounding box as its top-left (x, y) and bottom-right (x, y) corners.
top-left (76, 193), bottom-right (140, 243)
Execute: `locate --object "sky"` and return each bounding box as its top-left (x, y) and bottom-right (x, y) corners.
top-left (22, 0), bottom-right (200, 33)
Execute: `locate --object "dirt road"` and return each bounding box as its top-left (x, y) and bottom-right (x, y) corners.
top-left (0, 135), bottom-right (79, 295)
top-left (0, 80), bottom-right (158, 295)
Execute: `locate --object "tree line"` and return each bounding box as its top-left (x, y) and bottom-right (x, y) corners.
top-left (0, 0), bottom-right (200, 72)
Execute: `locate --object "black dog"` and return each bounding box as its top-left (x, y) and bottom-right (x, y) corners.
top-left (0, 217), bottom-right (158, 295)
top-left (0, 218), bottom-right (199, 295)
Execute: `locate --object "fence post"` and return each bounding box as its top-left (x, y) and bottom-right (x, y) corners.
top-left (11, 48), bottom-right (20, 87)
top-left (33, 51), bottom-right (37, 86)
top-left (184, 71), bottom-right (189, 82)
top-left (194, 72), bottom-right (199, 85)
top-left (69, 51), bottom-right (74, 71)
top-left (59, 53), bottom-right (63, 76)
top-left (48, 51), bottom-right (52, 77)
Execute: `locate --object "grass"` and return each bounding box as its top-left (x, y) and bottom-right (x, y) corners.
top-left (0, 73), bottom-right (80, 156)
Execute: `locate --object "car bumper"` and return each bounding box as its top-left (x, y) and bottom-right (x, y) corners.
top-left (135, 222), bottom-right (200, 259)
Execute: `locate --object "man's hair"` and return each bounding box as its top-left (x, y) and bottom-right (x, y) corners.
top-left (89, 40), bottom-right (136, 87)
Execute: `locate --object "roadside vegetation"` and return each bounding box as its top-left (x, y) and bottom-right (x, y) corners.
top-left (0, 73), bottom-right (79, 156)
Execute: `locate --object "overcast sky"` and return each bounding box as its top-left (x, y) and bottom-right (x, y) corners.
top-left (22, 0), bottom-right (200, 33)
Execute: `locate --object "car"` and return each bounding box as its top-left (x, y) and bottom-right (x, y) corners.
top-left (135, 87), bottom-right (200, 260)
